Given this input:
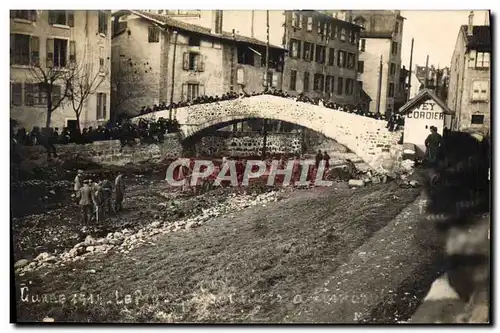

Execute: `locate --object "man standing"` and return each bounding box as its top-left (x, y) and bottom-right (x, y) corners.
top-left (315, 150), bottom-right (323, 169)
top-left (74, 170), bottom-right (84, 199)
top-left (114, 173), bottom-right (126, 212)
top-left (424, 126), bottom-right (442, 166)
top-left (101, 178), bottom-right (114, 216)
top-left (92, 181), bottom-right (104, 223)
top-left (76, 180), bottom-right (93, 225)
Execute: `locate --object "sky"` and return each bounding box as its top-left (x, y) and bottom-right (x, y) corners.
top-left (221, 10), bottom-right (490, 70)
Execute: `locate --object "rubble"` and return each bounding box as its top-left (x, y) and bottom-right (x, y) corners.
top-left (16, 188), bottom-right (285, 274)
top-left (348, 179), bottom-right (365, 187)
top-left (14, 259), bottom-right (29, 269)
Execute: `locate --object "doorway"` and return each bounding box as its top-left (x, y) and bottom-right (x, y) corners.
top-left (67, 120), bottom-right (78, 132)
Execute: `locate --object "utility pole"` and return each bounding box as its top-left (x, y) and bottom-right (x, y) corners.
top-left (169, 30), bottom-right (178, 121)
top-left (406, 37), bottom-right (414, 102)
top-left (262, 10), bottom-right (270, 160)
top-left (424, 54), bottom-right (429, 89)
top-left (376, 54), bottom-right (383, 114)
top-left (251, 10), bottom-right (255, 38)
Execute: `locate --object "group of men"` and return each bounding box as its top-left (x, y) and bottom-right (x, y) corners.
top-left (73, 170), bottom-right (126, 224)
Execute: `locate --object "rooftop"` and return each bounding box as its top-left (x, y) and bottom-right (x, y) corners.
top-left (113, 10), bottom-right (286, 51)
top-left (461, 25), bottom-right (491, 50)
top-left (398, 89), bottom-right (453, 115)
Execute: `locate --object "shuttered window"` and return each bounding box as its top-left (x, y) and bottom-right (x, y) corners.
top-left (11, 83), bottom-right (22, 106)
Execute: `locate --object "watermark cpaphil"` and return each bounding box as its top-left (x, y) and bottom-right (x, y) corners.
top-left (164, 158), bottom-right (334, 187)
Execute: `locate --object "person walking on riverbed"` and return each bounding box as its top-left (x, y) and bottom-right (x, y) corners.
top-left (74, 170), bottom-right (84, 196)
top-left (76, 180), bottom-right (93, 225)
top-left (424, 126), bottom-right (442, 166)
top-left (114, 173), bottom-right (126, 212)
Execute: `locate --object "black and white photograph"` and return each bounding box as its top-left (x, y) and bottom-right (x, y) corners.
top-left (7, 5), bottom-right (492, 325)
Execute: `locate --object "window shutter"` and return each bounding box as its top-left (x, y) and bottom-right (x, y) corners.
top-left (96, 94), bottom-right (102, 119)
top-left (103, 93), bottom-right (107, 119)
top-left (199, 83), bottom-right (205, 96)
top-left (10, 10), bottom-right (15, 18)
top-left (181, 83), bottom-right (187, 101)
top-left (48, 11), bottom-right (54, 24)
top-left (468, 50), bottom-right (476, 68)
top-left (31, 36), bottom-right (40, 65)
top-left (197, 54), bottom-right (204, 72)
top-left (68, 11), bottom-right (74, 27)
top-left (46, 38), bottom-right (54, 68)
top-left (182, 52), bottom-right (189, 70)
top-left (262, 71), bottom-right (267, 87)
top-left (483, 52), bottom-right (490, 67)
top-left (272, 72), bottom-right (278, 88)
top-left (299, 14), bottom-right (303, 28)
top-left (28, 10), bottom-right (37, 21)
top-left (103, 12), bottom-right (108, 34)
top-left (69, 41), bottom-right (76, 63)
top-left (53, 85), bottom-right (61, 105)
top-left (297, 41), bottom-right (301, 59)
top-left (11, 83), bottom-right (22, 106)
top-left (10, 34), bottom-right (14, 64)
top-left (25, 84), bottom-right (34, 106)
top-left (237, 68), bottom-right (244, 84)
top-left (471, 81), bottom-right (480, 100)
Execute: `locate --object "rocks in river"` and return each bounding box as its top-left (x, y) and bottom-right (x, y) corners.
top-left (34, 252), bottom-right (50, 261)
top-left (14, 259), bottom-right (29, 269)
top-left (84, 235), bottom-right (96, 246)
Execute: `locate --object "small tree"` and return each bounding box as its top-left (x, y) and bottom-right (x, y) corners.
top-left (65, 46), bottom-right (107, 133)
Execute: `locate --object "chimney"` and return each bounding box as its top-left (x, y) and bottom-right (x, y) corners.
top-left (467, 11), bottom-right (474, 36)
top-left (212, 10), bottom-right (223, 34)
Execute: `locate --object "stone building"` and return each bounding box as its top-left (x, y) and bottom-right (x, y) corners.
top-left (281, 10), bottom-right (363, 105)
top-left (111, 10), bottom-right (286, 118)
top-left (10, 10), bottom-right (112, 131)
top-left (331, 10), bottom-right (405, 115)
top-left (447, 12), bottom-right (491, 132)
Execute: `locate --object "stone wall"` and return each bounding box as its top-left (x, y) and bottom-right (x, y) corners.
top-left (20, 134), bottom-right (184, 167)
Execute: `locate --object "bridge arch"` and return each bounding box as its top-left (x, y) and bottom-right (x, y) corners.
top-left (136, 95), bottom-right (403, 173)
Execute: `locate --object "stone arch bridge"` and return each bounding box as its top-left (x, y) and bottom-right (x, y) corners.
top-left (134, 95), bottom-right (403, 173)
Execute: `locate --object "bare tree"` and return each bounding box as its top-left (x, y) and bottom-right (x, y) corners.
top-left (65, 46), bottom-right (107, 133)
top-left (27, 60), bottom-right (73, 129)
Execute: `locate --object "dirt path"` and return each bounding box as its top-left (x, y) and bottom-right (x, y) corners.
top-left (14, 183), bottom-right (424, 323)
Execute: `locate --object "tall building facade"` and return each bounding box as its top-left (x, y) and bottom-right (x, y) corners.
top-left (281, 10), bottom-right (362, 105)
top-left (330, 10), bottom-right (405, 115)
top-left (447, 11), bottom-right (491, 132)
top-left (10, 10), bottom-right (112, 131)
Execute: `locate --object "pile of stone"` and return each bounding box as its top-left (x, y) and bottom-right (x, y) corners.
top-left (15, 189), bottom-right (283, 275)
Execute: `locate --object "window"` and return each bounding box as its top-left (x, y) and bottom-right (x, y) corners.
top-left (187, 83), bottom-right (199, 101)
top-left (354, 32), bottom-right (359, 46)
top-left (337, 77), bottom-right (343, 95)
top-left (359, 39), bottom-right (366, 52)
top-left (11, 83), bottom-right (22, 106)
top-left (323, 23), bottom-right (328, 36)
top-left (354, 18), bottom-right (365, 28)
top-left (11, 34), bottom-right (31, 65)
top-left (289, 39), bottom-right (300, 58)
top-left (314, 73), bottom-right (324, 92)
top-left (346, 78), bottom-right (354, 95)
top-left (340, 28), bottom-right (346, 41)
top-left (11, 10), bottom-right (37, 21)
top-left (469, 51), bottom-right (490, 69)
top-left (303, 72), bottom-right (310, 91)
top-left (337, 50), bottom-right (346, 68)
top-left (315, 45), bottom-right (325, 64)
top-left (183, 52), bottom-right (204, 71)
top-left (303, 42), bottom-right (314, 61)
top-left (347, 53), bottom-right (355, 69)
top-left (317, 20), bottom-right (323, 35)
top-left (333, 26), bottom-right (338, 39)
top-left (325, 75), bottom-right (334, 93)
top-left (148, 26), bottom-right (160, 43)
top-left (306, 16), bottom-right (313, 31)
top-left (328, 48), bottom-right (335, 66)
top-left (51, 38), bottom-right (68, 68)
top-left (471, 115), bottom-right (485, 125)
top-left (292, 12), bottom-right (302, 28)
top-left (96, 93), bottom-right (107, 119)
top-left (237, 46), bottom-right (254, 65)
top-left (394, 22), bottom-right (400, 34)
top-left (25, 83), bottom-right (55, 106)
top-left (290, 70), bottom-right (297, 91)
top-left (48, 10), bottom-right (73, 26)
top-left (391, 41), bottom-right (398, 56)
top-left (390, 63), bottom-right (396, 75)
top-left (358, 60), bottom-right (364, 73)
top-left (471, 81), bottom-right (489, 101)
top-left (99, 46), bottom-right (104, 72)
top-left (388, 83), bottom-right (395, 97)
top-left (98, 11), bottom-right (108, 35)
top-left (189, 36), bottom-right (201, 46)
top-left (263, 71), bottom-right (276, 88)
top-left (349, 31), bottom-right (355, 44)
